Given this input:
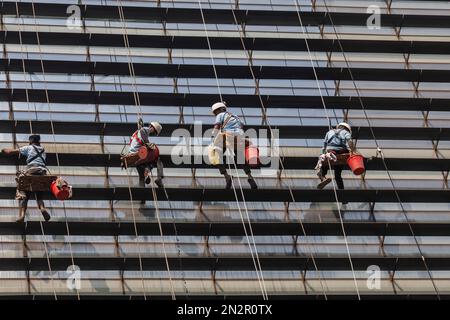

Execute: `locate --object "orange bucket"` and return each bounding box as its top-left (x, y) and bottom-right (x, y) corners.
top-left (138, 145), bottom-right (159, 164)
top-left (245, 146), bottom-right (260, 168)
top-left (51, 180), bottom-right (71, 201)
top-left (347, 154), bottom-right (365, 175)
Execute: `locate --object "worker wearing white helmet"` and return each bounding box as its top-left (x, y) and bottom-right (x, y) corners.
top-left (316, 122), bottom-right (356, 192)
top-left (211, 102), bottom-right (257, 190)
top-left (129, 119), bottom-right (164, 189)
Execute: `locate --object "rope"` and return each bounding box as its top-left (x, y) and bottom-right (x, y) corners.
top-left (14, 1), bottom-right (57, 300)
top-left (198, 0), bottom-right (269, 300)
top-left (321, 0), bottom-right (440, 299)
top-left (116, 0), bottom-right (177, 299)
top-left (228, 0), bottom-right (332, 298)
top-left (115, 0), bottom-right (149, 298)
top-left (29, 0), bottom-right (82, 299)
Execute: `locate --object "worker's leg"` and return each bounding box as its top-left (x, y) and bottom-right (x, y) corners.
top-left (334, 166), bottom-right (345, 190)
top-left (334, 166), bottom-right (347, 204)
top-left (154, 159), bottom-right (164, 188)
top-left (136, 164), bottom-right (146, 187)
top-left (243, 164), bottom-right (257, 189)
top-left (218, 164), bottom-right (232, 189)
top-left (35, 192), bottom-right (51, 221)
top-left (135, 165), bottom-right (146, 204)
top-left (17, 192), bottom-right (30, 223)
top-left (317, 166), bottom-right (332, 189)
top-left (214, 134), bottom-right (232, 189)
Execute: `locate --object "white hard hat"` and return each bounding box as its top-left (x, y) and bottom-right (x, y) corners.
top-left (337, 122), bottom-right (352, 133)
top-left (211, 102), bottom-right (226, 113)
top-left (150, 121), bottom-right (162, 135)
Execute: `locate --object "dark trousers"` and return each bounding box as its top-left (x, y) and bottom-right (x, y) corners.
top-left (320, 149), bottom-right (348, 190)
top-left (136, 158), bottom-right (164, 187)
top-left (321, 165), bottom-right (344, 190)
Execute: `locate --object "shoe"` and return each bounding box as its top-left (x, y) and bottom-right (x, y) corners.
top-left (225, 175), bottom-right (232, 189)
top-left (41, 210), bottom-right (51, 222)
top-left (248, 177), bottom-right (258, 189)
top-left (317, 178), bottom-right (332, 190)
top-left (155, 178), bottom-right (164, 188)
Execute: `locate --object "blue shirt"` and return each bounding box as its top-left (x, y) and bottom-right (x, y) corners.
top-left (322, 129), bottom-right (352, 154)
top-left (19, 145), bottom-right (47, 168)
top-left (129, 127), bottom-right (151, 153)
top-left (215, 112), bottom-right (244, 135)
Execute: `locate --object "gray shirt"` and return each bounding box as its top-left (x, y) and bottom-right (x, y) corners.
top-left (322, 129), bottom-right (351, 154)
top-left (19, 145), bottom-right (47, 168)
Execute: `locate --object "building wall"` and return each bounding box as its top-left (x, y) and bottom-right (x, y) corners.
top-left (0, 0), bottom-right (449, 298)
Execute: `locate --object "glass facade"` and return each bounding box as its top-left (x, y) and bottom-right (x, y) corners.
top-left (0, 0), bottom-right (449, 298)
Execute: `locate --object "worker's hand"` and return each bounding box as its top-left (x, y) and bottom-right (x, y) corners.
top-left (137, 118), bottom-right (144, 129)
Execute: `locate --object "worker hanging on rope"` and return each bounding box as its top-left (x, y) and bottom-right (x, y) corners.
top-left (316, 122), bottom-right (356, 191)
top-left (210, 102), bottom-right (257, 189)
top-left (1, 135), bottom-right (51, 222)
top-left (122, 118), bottom-right (164, 188)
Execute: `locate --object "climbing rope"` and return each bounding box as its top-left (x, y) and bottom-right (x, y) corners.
top-left (14, 1), bottom-right (57, 300)
top-left (116, 0), bottom-right (177, 299)
top-left (289, 0), bottom-right (361, 298)
top-left (321, 0), bottom-right (440, 298)
top-left (228, 0), bottom-right (333, 299)
top-left (198, 0), bottom-right (269, 300)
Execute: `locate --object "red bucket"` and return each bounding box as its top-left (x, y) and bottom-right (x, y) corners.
top-left (245, 146), bottom-right (260, 168)
top-left (138, 145), bottom-right (159, 164)
top-left (347, 154), bottom-right (365, 175)
top-left (51, 180), bottom-right (71, 201)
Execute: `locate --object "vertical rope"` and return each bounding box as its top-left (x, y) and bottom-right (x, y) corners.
top-left (14, 1), bottom-right (57, 300)
top-left (321, 0), bottom-right (440, 298)
top-left (198, 0), bottom-right (269, 299)
top-left (228, 0), bottom-right (334, 298)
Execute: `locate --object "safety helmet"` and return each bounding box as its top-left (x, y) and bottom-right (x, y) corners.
top-left (337, 122), bottom-right (352, 133)
top-left (211, 102), bottom-right (226, 114)
top-left (29, 134), bottom-right (41, 144)
top-left (150, 122), bottom-right (162, 135)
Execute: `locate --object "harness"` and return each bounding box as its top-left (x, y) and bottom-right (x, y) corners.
top-left (327, 129), bottom-right (346, 147)
top-left (130, 130), bottom-right (144, 146)
top-left (220, 112), bottom-right (240, 132)
top-left (27, 145), bottom-right (47, 166)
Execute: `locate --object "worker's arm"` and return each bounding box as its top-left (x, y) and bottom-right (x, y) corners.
top-left (211, 114), bottom-right (223, 141)
top-left (1, 148), bottom-right (20, 155)
top-left (344, 131), bottom-right (356, 153)
top-left (141, 128), bottom-right (151, 145)
top-left (348, 140), bottom-right (356, 153)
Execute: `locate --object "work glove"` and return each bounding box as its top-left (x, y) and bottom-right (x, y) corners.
top-left (137, 118), bottom-right (144, 129)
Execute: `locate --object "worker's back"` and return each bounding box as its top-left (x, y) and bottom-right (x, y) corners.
top-left (215, 111), bottom-right (244, 135)
top-left (19, 144), bottom-right (46, 169)
top-left (323, 129), bottom-right (351, 152)
top-left (129, 127), bottom-right (151, 153)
